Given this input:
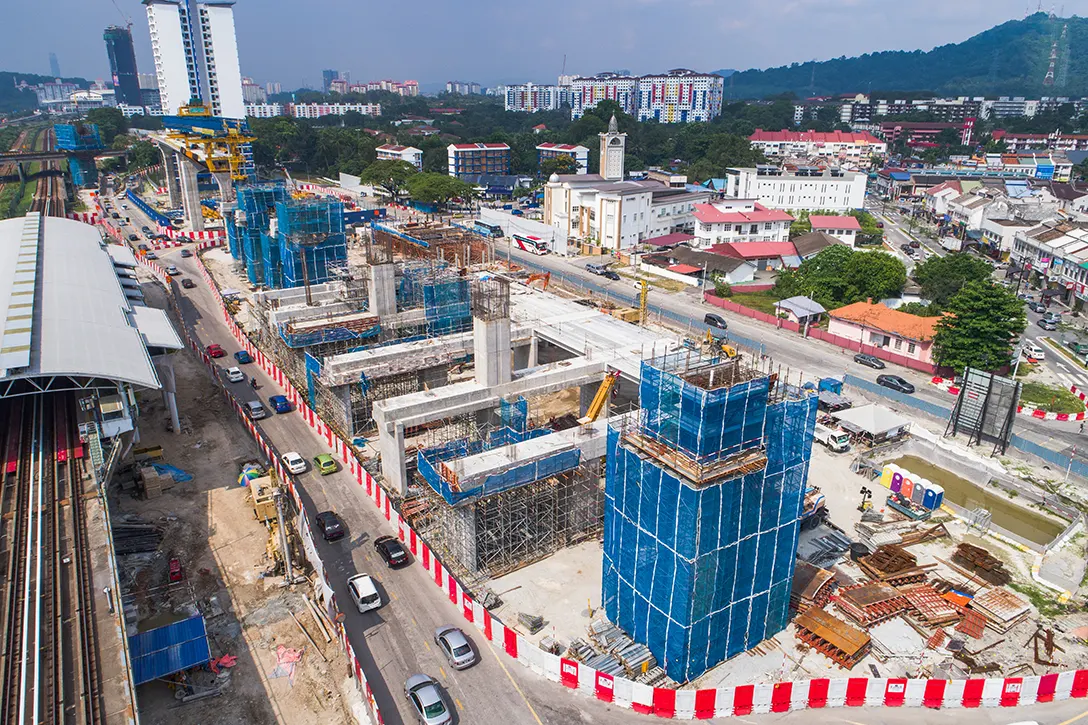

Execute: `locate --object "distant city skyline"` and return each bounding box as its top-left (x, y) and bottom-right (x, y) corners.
top-left (3, 0), bottom-right (1087, 92)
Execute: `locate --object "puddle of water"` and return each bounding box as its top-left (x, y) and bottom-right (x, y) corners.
top-left (887, 455), bottom-right (1065, 546)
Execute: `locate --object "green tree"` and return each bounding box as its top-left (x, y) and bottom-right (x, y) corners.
top-left (360, 159), bottom-right (417, 199)
top-left (406, 173), bottom-right (477, 204)
top-left (912, 253), bottom-right (994, 310)
top-left (933, 281), bottom-right (1026, 371)
top-left (775, 245), bottom-right (906, 309)
top-left (85, 108), bottom-right (127, 145)
top-left (540, 154), bottom-right (580, 177)
top-left (127, 140), bottom-right (159, 171)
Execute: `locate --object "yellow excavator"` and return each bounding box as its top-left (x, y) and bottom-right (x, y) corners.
top-left (578, 370), bottom-right (621, 426)
top-left (705, 330), bottom-right (738, 358)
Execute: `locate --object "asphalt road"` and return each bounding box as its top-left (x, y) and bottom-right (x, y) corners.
top-left (113, 201), bottom-right (1088, 724)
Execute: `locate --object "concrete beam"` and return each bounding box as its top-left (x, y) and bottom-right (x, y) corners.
top-left (161, 148), bottom-right (181, 208)
top-left (177, 155), bottom-right (205, 232)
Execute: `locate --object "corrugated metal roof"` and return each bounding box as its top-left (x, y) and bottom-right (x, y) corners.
top-left (128, 615), bottom-right (210, 685)
top-left (0, 213), bottom-right (41, 374)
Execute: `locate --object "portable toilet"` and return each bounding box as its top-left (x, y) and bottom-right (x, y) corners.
top-left (923, 483), bottom-right (944, 510)
top-left (890, 469), bottom-right (904, 493)
top-left (900, 475), bottom-right (915, 500)
top-left (880, 464), bottom-right (897, 489)
top-left (911, 478), bottom-right (927, 505)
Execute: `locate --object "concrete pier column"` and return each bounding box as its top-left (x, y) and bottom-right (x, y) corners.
top-left (160, 148), bottom-right (182, 208)
top-left (178, 156), bottom-right (205, 232)
top-left (473, 317), bottom-right (512, 388)
top-left (211, 171), bottom-right (235, 203)
top-left (528, 334), bottom-right (539, 368)
top-left (368, 263), bottom-right (397, 317)
top-left (378, 421), bottom-right (408, 495)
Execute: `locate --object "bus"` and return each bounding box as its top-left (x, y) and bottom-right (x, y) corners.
top-left (474, 220), bottom-right (504, 238)
top-left (512, 234), bottom-right (549, 255)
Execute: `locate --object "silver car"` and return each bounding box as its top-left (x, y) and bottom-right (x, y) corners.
top-left (404, 674), bottom-right (451, 725)
top-left (434, 625), bottom-right (476, 670)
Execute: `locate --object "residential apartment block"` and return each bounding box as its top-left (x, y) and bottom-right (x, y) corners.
top-left (376, 144), bottom-right (423, 170)
top-left (748, 129), bottom-right (887, 169)
top-left (244, 103), bottom-right (285, 118)
top-left (290, 103), bottom-right (381, 119)
top-left (447, 143), bottom-right (511, 178)
top-left (724, 166), bottom-right (867, 213)
top-left (446, 80), bottom-right (482, 95)
top-left (536, 143), bottom-right (589, 174)
top-left (567, 70), bottom-right (724, 122)
top-left (504, 83), bottom-right (572, 113)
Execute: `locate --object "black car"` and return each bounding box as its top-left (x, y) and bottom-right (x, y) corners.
top-left (853, 353), bottom-right (886, 369)
top-left (128, 233), bottom-right (139, 242)
top-left (374, 535), bottom-right (410, 567)
top-left (703, 313), bottom-right (728, 330)
top-left (602, 270), bottom-right (620, 281)
top-left (877, 374), bottom-right (915, 394)
top-left (181, 278), bottom-right (196, 289)
top-left (180, 249), bottom-right (193, 258)
top-left (314, 511), bottom-right (346, 541)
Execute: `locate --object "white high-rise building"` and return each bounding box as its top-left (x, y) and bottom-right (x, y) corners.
top-left (143, 0), bottom-right (245, 119)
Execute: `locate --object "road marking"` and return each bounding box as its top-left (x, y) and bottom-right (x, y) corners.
top-left (485, 638), bottom-right (545, 725)
top-left (455, 698), bottom-right (463, 710)
top-left (423, 640), bottom-right (431, 650)
top-left (439, 666), bottom-right (447, 680)
top-left (1059, 709), bottom-right (1088, 725)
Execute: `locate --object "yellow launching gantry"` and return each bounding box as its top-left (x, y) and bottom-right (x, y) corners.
top-left (166, 101), bottom-right (255, 182)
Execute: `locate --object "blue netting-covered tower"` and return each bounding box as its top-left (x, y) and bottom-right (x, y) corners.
top-left (602, 353), bottom-right (817, 683)
top-left (232, 183), bottom-right (290, 285)
top-left (276, 199), bottom-right (348, 289)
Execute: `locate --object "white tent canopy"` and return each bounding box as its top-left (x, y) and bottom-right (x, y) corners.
top-left (832, 403), bottom-right (911, 438)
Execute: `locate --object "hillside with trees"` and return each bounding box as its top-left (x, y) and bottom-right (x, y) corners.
top-left (0, 71), bottom-right (89, 115)
top-left (726, 13), bottom-right (1088, 98)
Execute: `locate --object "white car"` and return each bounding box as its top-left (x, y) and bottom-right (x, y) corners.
top-left (347, 573), bottom-right (382, 613)
top-left (225, 366), bottom-right (245, 383)
top-left (281, 451), bottom-right (307, 475)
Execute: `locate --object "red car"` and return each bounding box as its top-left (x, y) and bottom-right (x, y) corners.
top-left (206, 344), bottom-right (226, 358)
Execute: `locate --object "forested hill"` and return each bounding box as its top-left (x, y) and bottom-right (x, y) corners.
top-left (725, 13), bottom-right (1088, 99)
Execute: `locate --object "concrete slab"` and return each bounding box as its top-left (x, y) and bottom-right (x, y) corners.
top-left (869, 617), bottom-right (925, 658)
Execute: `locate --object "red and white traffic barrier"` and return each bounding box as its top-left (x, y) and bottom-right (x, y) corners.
top-left (932, 378), bottom-right (1088, 421)
top-left (184, 254), bottom-right (1088, 720)
top-left (155, 224), bottom-right (226, 242)
top-left (67, 211), bottom-right (100, 224)
top-left (296, 182), bottom-right (355, 202)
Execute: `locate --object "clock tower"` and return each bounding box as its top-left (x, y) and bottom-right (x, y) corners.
top-left (599, 114), bottom-right (626, 181)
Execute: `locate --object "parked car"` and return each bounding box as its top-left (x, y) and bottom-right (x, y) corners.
top-left (347, 574), bottom-right (382, 613)
top-left (244, 400), bottom-right (267, 419)
top-left (1038, 318), bottom-right (1058, 331)
top-left (374, 535), bottom-right (410, 568)
top-left (234, 350), bottom-right (253, 364)
top-left (313, 453), bottom-right (338, 475)
top-left (434, 626), bottom-right (477, 670)
top-left (269, 395), bottom-right (292, 414)
top-left (853, 353), bottom-right (886, 370)
top-left (403, 674), bottom-right (452, 725)
top-left (1043, 310), bottom-right (1062, 323)
top-left (180, 248), bottom-right (193, 258)
top-left (703, 313), bottom-right (728, 330)
top-left (225, 366), bottom-right (245, 383)
top-left (876, 374), bottom-right (915, 394)
top-left (1022, 343), bottom-right (1046, 361)
top-left (206, 343), bottom-right (226, 358)
top-left (314, 511), bottom-right (345, 541)
top-left (281, 451), bottom-right (307, 475)
top-left (181, 278), bottom-right (196, 289)
top-left (909, 240), bottom-right (920, 248)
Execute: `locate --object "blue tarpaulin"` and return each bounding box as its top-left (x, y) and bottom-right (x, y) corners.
top-left (151, 464), bottom-right (193, 483)
top-left (128, 615), bottom-right (211, 685)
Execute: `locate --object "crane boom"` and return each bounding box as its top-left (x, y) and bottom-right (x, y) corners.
top-left (578, 370), bottom-right (620, 425)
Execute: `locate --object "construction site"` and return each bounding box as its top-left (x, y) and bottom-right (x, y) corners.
top-left (200, 205), bottom-right (1088, 695)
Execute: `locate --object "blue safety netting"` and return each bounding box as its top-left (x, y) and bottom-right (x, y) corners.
top-left (501, 396), bottom-right (529, 433)
top-left (423, 278), bottom-right (471, 335)
top-left (639, 357), bottom-right (769, 463)
top-left (277, 200), bottom-right (348, 290)
top-left (602, 362), bottom-right (817, 683)
top-left (232, 184), bottom-right (290, 281)
top-left (417, 426), bottom-right (574, 505)
top-left (54, 123), bottom-right (103, 151)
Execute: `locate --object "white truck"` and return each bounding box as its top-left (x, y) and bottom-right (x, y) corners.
top-left (940, 236), bottom-right (963, 252)
top-left (814, 422), bottom-right (851, 453)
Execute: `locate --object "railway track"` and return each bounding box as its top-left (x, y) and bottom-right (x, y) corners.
top-left (29, 128), bottom-right (64, 218)
top-left (0, 394), bottom-right (101, 725)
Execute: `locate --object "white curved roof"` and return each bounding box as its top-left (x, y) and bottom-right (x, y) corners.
top-left (0, 215), bottom-right (171, 389)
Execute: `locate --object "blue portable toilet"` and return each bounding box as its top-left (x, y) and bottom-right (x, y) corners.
top-left (923, 484), bottom-right (944, 510)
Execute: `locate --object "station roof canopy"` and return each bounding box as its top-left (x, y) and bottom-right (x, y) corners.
top-left (0, 214), bottom-right (167, 397)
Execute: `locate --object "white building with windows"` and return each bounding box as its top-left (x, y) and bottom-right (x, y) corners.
top-left (376, 144), bottom-right (423, 171)
top-left (244, 103), bottom-right (285, 118)
top-left (1011, 220), bottom-right (1088, 303)
top-left (504, 83), bottom-right (571, 113)
top-left (291, 103), bottom-right (382, 119)
top-left (536, 143), bottom-right (589, 174)
top-left (570, 73), bottom-right (639, 118)
top-left (143, 0), bottom-right (245, 119)
top-left (635, 69), bottom-right (723, 123)
top-left (724, 166), bottom-right (867, 212)
top-left (692, 199), bottom-right (793, 248)
top-left (808, 215), bottom-right (861, 247)
top-left (748, 130), bottom-right (886, 169)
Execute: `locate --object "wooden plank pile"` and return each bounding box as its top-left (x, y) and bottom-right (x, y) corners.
top-left (952, 542), bottom-right (1011, 586)
top-left (857, 545), bottom-right (934, 586)
top-left (795, 608), bottom-right (871, 669)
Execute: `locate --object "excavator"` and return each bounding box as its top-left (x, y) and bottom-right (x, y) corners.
top-left (525, 272), bottom-right (550, 291)
top-left (704, 330), bottom-right (738, 358)
top-left (578, 370), bottom-right (621, 426)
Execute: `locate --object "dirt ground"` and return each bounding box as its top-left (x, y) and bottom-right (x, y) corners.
top-left (113, 310), bottom-right (360, 725)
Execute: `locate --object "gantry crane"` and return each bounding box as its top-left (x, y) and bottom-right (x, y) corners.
top-left (165, 101), bottom-right (256, 182)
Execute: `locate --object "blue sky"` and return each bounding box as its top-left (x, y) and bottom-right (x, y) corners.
top-left (2, 0), bottom-right (1084, 90)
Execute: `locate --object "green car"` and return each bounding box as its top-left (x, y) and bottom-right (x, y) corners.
top-left (313, 454), bottom-right (338, 475)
